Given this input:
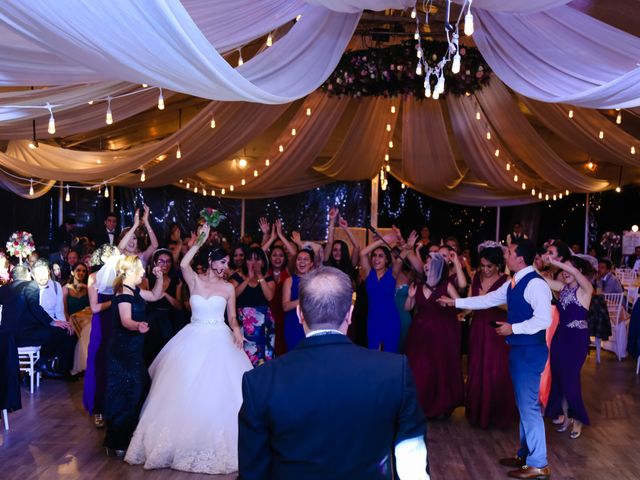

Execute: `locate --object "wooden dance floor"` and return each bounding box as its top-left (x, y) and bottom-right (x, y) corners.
top-left (2, 351), bottom-right (640, 480)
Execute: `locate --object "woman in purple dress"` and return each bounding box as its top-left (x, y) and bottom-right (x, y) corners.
top-left (466, 244), bottom-right (517, 428)
top-left (84, 244), bottom-right (120, 428)
top-left (360, 232), bottom-right (402, 353)
top-left (542, 254), bottom-right (593, 439)
top-left (405, 252), bottom-right (463, 418)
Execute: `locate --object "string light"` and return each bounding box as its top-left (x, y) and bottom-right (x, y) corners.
top-left (513, 174), bottom-right (518, 182)
top-left (389, 140), bottom-right (394, 148)
top-left (565, 189), bottom-right (570, 195)
top-left (238, 158), bottom-right (248, 169)
top-left (411, 7), bottom-right (416, 19)
top-left (495, 149), bottom-right (500, 157)
top-left (193, 186), bottom-right (198, 193)
top-left (266, 33), bottom-right (273, 47)
top-left (616, 111), bottom-right (622, 124)
top-left (241, 179), bottom-right (246, 186)
top-left (237, 49), bottom-right (244, 66)
top-left (416, 48), bottom-right (423, 60)
top-left (451, 32), bottom-right (461, 74)
top-left (306, 107), bottom-right (311, 116)
top-left (295, 14), bottom-right (302, 21)
top-left (424, 81), bottom-right (432, 98)
top-left (140, 169), bottom-right (146, 182)
top-left (221, 188), bottom-right (226, 195)
top-left (186, 182), bottom-right (190, 189)
top-left (142, 84), bottom-right (148, 88)
top-left (559, 193), bottom-right (563, 199)
top-left (598, 130), bottom-right (604, 140)
top-left (416, 63), bottom-right (423, 76)
top-left (176, 144), bottom-right (182, 159)
top-left (385, 164), bottom-right (390, 172)
top-left (265, 159), bottom-right (270, 166)
top-left (521, 182), bottom-right (526, 190)
top-left (401, 182), bottom-right (406, 189)
top-left (278, 145), bottom-right (284, 153)
top-left (105, 97), bottom-right (113, 125)
top-left (291, 128), bottom-right (296, 136)
top-left (545, 194), bottom-right (549, 201)
top-left (29, 179), bottom-right (34, 196)
top-left (104, 184), bottom-right (109, 198)
top-left (631, 146), bottom-right (636, 154)
top-left (157, 88), bottom-right (165, 110)
top-left (230, 185), bottom-right (234, 191)
top-left (506, 163), bottom-right (511, 171)
top-left (210, 116), bottom-right (216, 128)
top-left (464, 1), bottom-right (474, 36)
top-left (486, 131), bottom-right (491, 140)
top-left (435, 74), bottom-right (445, 94)
top-left (179, 179), bottom-right (183, 183)
top-left (615, 186), bottom-right (621, 193)
top-left (64, 185), bottom-right (70, 202)
top-left (87, 100), bottom-right (94, 105)
top-left (538, 192), bottom-right (543, 199)
top-left (568, 109), bottom-right (574, 119)
top-left (211, 189), bottom-right (215, 196)
top-left (476, 111), bottom-right (481, 120)
top-left (203, 188), bottom-right (207, 196)
top-left (46, 103), bottom-right (55, 134)
top-left (28, 119), bottom-right (38, 149)
top-left (531, 188), bottom-right (536, 196)
top-left (386, 124), bottom-right (391, 132)
top-left (253, 169), bottom-right (258, 177)
top-left (391, 105), bottom-right (396, 114)
top-left (414, 27), bottom-right (420, 40)
top-left (384, 153), bottom-right (390, 161)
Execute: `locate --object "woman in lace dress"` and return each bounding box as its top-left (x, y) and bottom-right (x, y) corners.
top-left (125, 224), bottom-right (251, 474)
top-left (542, 255), bottom-right (593, 439)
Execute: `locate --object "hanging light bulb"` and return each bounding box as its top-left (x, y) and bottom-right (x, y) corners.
top-left (522, 182), bottom-right (527, 190)
top-left (203, 188), bottom-right (207, 196)
top-left (221, 188), bottom-right (226, 195)
top-left (411, 7), bottom-right (416, 19)
top-left (306, 107), bottom-right (311, 116)
top-left (238, 158), bottom-right (248, 169)
top-left (513, 174), bottom-right (518, 182)
top-left (587, 161), bottom-right (594, 170)
top-left (616, 111), bottom-right (622, 124)
top-left (230, 185), bottom-right (234, 192)
top-left (140, 169), bottom-right (146, 182)
top-left (424, 81), bottom-right (432, 98)
top-left (476, 111), bottom-right (481, 120)
top-left (157, 88), bottom-right (165, 110)
top-left (388, 140), bottom-right (394, 149)
top-left (559, 193), bottom-right (563, 199)
top-left (486, 131), bottom-right (491, 140)
top-left (176, 144), bottom-right (182, 159)
top-left (565, 189), bottom-right (570, 195)
top-left (615, 186), bottom-right (621, 193)
top-left (380, 170), bottom-right (384, 182)
top-left (553, 194), bottom-right (557, 201)
top-left (104, 184), bottom-right (109, 198)
top-left (47, 105), bottom-right (56, 135)
top-left (142, 84), bottom-right (148, 88)
top-left (210, 116), bottom-right (216, 128)
top-left (414, 28), bottom-right (419, 40)
top-left (65, 185), bottom-right (70, 202)
top-left (432, 89), bottom-right (439, 100)
top-left (598, 130), bottom-right (604, 139)
top-left (291, 128), bottom-right (297, 136)
top-left (265, 159), bottom-right (270, 166)
top-left (391, 106), bottom-right (396, 114)
top-left (194, 186), bottom-right (198, 193)
top-left (278, 145), bottom-right (284, 153)
top-left (416, 48), bottom-right (423, 59)
top-left (545, 194), bottom-right (549, 201)
top-left (385, 165), bottom-right (390, 172)
top-left (186, 182), bottom-right (190, 189)
top-left (295, 14), bottom-right (302, 22)
top-left (631, 146), bottom-right (636, 154)
top-left (237, 49), bottom-right (243, 66)
top-left (241, 179), bottom-right (246, 186)
top-left (452, 52), bottom-right (461, 74)
top-left (506, 163), bottom-right (511, 171)
top-left (87, 100), bottom-right (94, 105)
top-left (266, 33), bottom-right (273, 47)
top-left (531, 188), bottom-right (536, 196)
top-left (384, 153), bottom-right (390, 161)
top-left (538, 192), bottom-right (543, 199)
top-left (495, 149), bottom-right (500, 157)
top-left (436, 74), bottom-right (445, 94)
top-left (416, 63), bottom-right (423, 76)
top-left (29, 179), bottom-right (34, 196)
top-left (568, 109), bottom-right (574, 118)
top-left (401, 183), bottom-right (406, 189)
top-left (211, 189), bottom-right (216, 196)
top-left (253, 169), bottom-right (258, 177)
top-left (464, 3), bottom-right (474, 36)
top-left (105, 97), bottom-right (113, 125)
top-left (386, 124), bottom-right (391, 132)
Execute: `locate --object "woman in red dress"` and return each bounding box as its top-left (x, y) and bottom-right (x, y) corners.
top-left (405, 252), bottom-right (463, 418)
top-left (466, 243), bottom-right (517, 428)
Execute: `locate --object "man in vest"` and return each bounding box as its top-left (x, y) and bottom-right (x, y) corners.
top-left (438, 240), bottom-right (551, 479)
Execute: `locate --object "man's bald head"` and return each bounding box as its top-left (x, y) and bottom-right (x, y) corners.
top-left (298, 266), bottom-right (353, 330)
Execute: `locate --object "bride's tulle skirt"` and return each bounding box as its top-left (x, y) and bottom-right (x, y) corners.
top-left (125, 321), bottom-right (252, 474)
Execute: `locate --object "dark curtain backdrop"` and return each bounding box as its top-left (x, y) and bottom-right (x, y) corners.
top-left (1, 181), bottom-right (638, 261)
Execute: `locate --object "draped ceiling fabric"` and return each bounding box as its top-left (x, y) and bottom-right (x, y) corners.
top-left (0, 0), bottom-right (637, 205)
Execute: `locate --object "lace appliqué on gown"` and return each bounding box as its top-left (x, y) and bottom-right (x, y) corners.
top-left (566, 319), bottom-right (588, 329)
top-left (559, 286), bottom-right (581, 310)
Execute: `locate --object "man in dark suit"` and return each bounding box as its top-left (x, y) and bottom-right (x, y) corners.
top-left (0, 266), bottom-right (76, 379)
top-left (94, 212), bottom-right (119, 247)
top-left (238, 267), bottom-right (429, 480)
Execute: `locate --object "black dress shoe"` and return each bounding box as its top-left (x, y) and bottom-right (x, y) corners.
top-left (500, 456), bottom-right (526, 468)
top-left (37, 364), bottom-right (65, 379)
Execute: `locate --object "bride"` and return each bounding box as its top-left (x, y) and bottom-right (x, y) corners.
top-left (125, 223), bottom-right (252, 474)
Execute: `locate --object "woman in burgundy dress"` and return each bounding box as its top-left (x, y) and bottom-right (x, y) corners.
top-left (466, 244), bottom-right (517, 428)
top-left (405, 252), bottom-right (463, 418)
top-left (542, 255), bottom-right (593, 439)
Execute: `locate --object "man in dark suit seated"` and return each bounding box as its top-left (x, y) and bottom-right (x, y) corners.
top-left (238, 266), bottom-right (429, 480)
top-left (0, 266), bottom-right (76, 379)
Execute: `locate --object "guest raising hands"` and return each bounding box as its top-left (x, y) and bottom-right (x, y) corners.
top-left (117, 204), bottom-right (159, 268)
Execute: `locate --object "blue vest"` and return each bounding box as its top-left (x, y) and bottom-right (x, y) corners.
top-left (506, 270), bottom-right (546, 346)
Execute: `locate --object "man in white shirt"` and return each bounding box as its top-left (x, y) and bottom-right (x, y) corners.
top-left (239, 267), bottom-right (429, 480)
top-left (439, 240), bottom-right (551, 479)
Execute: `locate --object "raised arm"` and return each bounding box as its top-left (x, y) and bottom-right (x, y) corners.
top-left (547, 256), bottom-right (594, 302)
top-left (449, 251), bottom-right (468, 291)
top-left (323, 207), bottom-right (339, 263)
top-left (139, 267), bottom-right (165, 302)
top-left (141, 204), bottom-right (159, 264)
top-left (338, 216), bottom-right (360, 267)
top-left (258, 217), bottom-right (272, 250)
top-left (540, 254), bottom-right (568, 292)
top-left (180, 224), bottom-right (209, 289)
top-left (359, 232), bottom-right (398, 279)
top-left (275, 219), bottom-right (297, 259)
top-left (117, 208), bottom-right (140, 252)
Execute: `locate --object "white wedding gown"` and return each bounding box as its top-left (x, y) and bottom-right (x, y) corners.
top-left (125, 295), bottom-right (252, 474)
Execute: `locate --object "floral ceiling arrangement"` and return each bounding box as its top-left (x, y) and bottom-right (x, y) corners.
top-left (322, 41), bottom-right (491, 98)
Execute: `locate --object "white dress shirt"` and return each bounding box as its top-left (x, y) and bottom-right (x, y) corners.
top-left (305, 329), bottom-right (430, 479)
top-left (39, 279), bottom-right (66, 322)
top-left (455, 266), bottom-right (552, 335)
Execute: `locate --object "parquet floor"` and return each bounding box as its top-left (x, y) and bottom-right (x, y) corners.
top-left (1, 351), bottom-right (639, 479)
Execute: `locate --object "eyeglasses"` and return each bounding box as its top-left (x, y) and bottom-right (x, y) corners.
top-left (156, 259), bottom-right (171, 265)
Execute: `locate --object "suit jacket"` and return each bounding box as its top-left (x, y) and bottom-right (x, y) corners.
top-left (0, 281), bottom-right (54, 337)
top-left (238, 334), bottom-right (426, 480)
top-left (94, 228), bottom-right (119, 247)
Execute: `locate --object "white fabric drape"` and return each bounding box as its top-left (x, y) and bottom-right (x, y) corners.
top-left (454, 0), bottom-right (571, 12)
top-left (473, 5), bottom-right (640, 108)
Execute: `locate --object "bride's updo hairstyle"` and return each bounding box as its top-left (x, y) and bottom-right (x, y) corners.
top-left (208, 247), bottom-right (229, 264)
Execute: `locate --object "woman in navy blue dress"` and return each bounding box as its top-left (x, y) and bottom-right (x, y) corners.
top-left (282, 249), bottom-right (314, 351)
top-left (359, 232), bottom-right (402, 353)
top-left (542, 255), bottom-right (593, 439)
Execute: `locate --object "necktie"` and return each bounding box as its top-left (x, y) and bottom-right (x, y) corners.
top-left (510, 277), bottom-right (516, 289)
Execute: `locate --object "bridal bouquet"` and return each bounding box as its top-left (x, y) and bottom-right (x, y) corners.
top-left (6, 230), bottom-right (36, 260)
top-left (200, 207), bottom-right (225, 228)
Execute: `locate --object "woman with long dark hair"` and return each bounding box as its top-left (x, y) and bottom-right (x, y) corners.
top-left (323, 207), bottom-right (360, 277)
top-left (231, 247), bottom-right (276, 365)
top-left (282, 248), bottom-right (314, 351)
top-left (405, 252), bottom-right (463, 418)
top-left (466, 243), bottom-right (517, 428)
top-left (63, 262), bottom-right (89, 317)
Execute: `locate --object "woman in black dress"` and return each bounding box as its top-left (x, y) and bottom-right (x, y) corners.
top-left (103, 255), bottom-right (164, 456)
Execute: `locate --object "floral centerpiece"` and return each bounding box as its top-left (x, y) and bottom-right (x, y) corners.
top-left (322, 40), bottom-right (491, 98)
top-left (6, 230), bottom-right (35, 263)
top-left (600, 231), bottom-right (621, 258)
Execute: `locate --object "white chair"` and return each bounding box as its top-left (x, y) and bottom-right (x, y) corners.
top-left (2, 409), bottom-right (8, 430)
top-left (601, 293), bottom-right (627, 361)
top-left (18, 346), bottom-right (41, 394)
top-left (615, 268), bottom-right (637, 287)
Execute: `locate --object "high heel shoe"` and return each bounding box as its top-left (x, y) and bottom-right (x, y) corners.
top-left (570, 422), bottom-right (582, 439)
top-left (552, 415), bottom-right (565, 425)
top-left (556, 418), bottom-right (573, 433)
